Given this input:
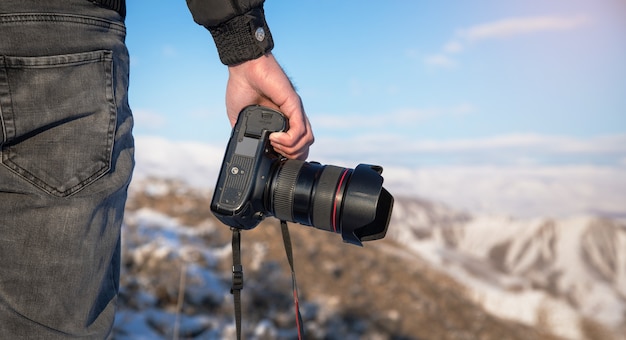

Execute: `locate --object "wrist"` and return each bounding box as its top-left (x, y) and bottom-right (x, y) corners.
top-left (209, 7), bottom-right (274, 65)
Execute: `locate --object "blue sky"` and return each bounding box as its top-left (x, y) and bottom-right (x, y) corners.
top-left (125, 1), bottom-right (625, 169)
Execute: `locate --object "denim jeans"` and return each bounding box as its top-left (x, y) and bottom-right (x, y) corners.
top-left (0, 0), bottom-right (133, 338)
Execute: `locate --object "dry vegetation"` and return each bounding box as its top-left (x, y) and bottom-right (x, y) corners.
top-left (119, 179), bottom-right (564, 339)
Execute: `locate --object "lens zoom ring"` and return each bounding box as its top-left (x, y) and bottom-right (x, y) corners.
top-left (272, 160), bottom-right (304, 221)
top-left (312, 165), bottom-right (345, 232)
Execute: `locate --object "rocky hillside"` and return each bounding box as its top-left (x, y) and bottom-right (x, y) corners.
top-left (112, 178), bottom-right (564, 339)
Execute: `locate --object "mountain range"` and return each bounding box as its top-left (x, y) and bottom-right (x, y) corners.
top-left (389, 195), bottom-right (626, 339)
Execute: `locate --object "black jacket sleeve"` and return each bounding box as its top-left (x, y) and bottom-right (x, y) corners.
top-left (186, 0), bottom-right (274, 65)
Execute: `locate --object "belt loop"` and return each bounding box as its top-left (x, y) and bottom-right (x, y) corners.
top-left (90, 0), bottom-right (126, 18)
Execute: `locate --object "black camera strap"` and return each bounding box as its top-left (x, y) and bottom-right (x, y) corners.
top-left (229, 221), bottom-right (304, 340)
top-left (280, 220), bottom-right (305, 339)
top-left (230, 228), bottom-right (244, 340)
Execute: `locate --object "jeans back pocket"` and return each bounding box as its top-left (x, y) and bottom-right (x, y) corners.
top-left (0, 50), bottom-right (116, 197)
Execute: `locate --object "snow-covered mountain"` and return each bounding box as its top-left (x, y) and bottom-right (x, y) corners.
top-left (389, 196), bottom-right (626, 339)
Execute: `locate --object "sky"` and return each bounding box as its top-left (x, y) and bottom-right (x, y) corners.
top-left (125, 1), bottom-right (626, 217)
top-left (127, 0), bottom-right (626, 219)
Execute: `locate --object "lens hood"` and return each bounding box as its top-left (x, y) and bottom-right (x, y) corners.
top-left (339, 164), bottom-right (394, 246)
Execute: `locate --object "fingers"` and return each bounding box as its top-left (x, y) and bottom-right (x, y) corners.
top-left (225, 53), bottom-right (315, 160)
top-left (270, 112), bottom-right (314, 160)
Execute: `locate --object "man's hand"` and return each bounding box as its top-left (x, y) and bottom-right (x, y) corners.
top-left (225, 53), bottom-right (314, 160)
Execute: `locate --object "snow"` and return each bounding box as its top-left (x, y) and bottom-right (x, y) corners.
top-left (471, 288), bottom-right (582, 340)
top-left (116, 208), bottom-right (233, 339)
top-left (114, 309), bottom-right (224, 340)
top-left (393, 212), bottom-right (626, 339)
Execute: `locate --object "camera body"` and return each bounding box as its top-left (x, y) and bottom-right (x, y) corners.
top-left (212, 105), bottom-right (393, 246)
top-left (211, 105), bottom-right (286, 229)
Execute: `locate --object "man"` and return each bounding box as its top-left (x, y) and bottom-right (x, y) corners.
top-left (0, 0), bottom-right (313, 338)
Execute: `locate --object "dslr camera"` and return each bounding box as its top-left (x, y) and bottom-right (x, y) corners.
top-left (211, 105), bottom-right (393, 246)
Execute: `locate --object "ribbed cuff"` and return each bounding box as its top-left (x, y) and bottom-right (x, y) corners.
top-left (209, 7), bottom-right (274, 65)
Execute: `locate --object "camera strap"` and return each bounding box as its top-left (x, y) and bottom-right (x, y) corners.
top-left (230, 228), bottom-right (244, 340)
top-left (229, 221), bottom-right (304, 340)
top-left (279, 220), bottom-right (305, 339)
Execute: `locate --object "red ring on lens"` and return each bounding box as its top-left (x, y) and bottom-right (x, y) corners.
top-left (331, 169), bottom-right (350, 233)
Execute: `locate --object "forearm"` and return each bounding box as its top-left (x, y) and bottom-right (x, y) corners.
top-left (186, 0), bottom-right (313, 160)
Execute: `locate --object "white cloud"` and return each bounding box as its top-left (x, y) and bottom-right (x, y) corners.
top-left (133, 108), bottom-right (168, 129)
top-left (426, 14), bottom-right (590, 69)
top-left (129, 135), bottom-right (626, 219)
top-left (310, 133), bottom-right (626, 169)
top-left (311, 104), bottom-right (475, 130)
top-left (133, 136), bottom-right (224, 188)
top-left (384, 164), bottom-right (626, 218)
top-left (450, 103), bottom-right (476, 115)
top-left (161, 44), bottom-right (179, 58)
top-left (424, 54), bottom-right (458, 68)
top-left (458, 15), bottom-right (590, 42)
top-left (443, 41), bottom-right (464, 54)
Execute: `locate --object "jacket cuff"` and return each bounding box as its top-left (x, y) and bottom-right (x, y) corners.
top-left (209, 7), bottom-right (274, 65)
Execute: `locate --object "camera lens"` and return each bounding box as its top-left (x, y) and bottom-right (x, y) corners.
top-left (270, 160), bottom-right (348, 232)
top-left (267, 160), bottom-right (393, 246)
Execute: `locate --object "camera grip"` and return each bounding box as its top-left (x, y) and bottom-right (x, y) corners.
top-left (211, 105), bottom-right (287, 229)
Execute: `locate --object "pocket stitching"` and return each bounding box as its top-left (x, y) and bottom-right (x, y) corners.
top-left (0, 50), bottom-right (116, 197)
